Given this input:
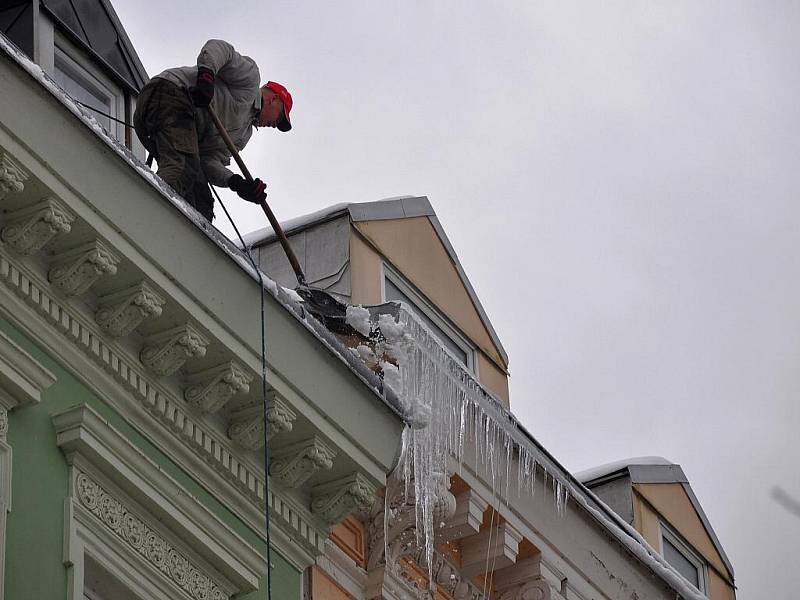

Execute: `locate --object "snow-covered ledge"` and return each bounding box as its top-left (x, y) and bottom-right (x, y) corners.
top-left (0, 329), bottom-right (56, 600)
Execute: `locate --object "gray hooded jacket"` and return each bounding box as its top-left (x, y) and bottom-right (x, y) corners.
top-left (155, 39), bottom-right (261, 186)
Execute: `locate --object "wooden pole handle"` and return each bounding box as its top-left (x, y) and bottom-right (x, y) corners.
top-left (207, 105), bottom-right (307, 287)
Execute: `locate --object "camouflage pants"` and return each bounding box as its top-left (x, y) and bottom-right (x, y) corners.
top-left (133, 79), bottom-right (214, 220)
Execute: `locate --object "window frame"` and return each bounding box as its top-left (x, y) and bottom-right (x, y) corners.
top-left (381, 262), bottom-right (477, 373)
top-left (52, 34), bottom-right (126, 141)
top-left (658, 520), bottom-right (708, 596)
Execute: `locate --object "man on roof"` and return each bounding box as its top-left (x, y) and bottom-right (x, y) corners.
top-left (134, 39), bottom-right (292, 221)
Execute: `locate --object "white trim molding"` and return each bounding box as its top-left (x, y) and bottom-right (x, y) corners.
top-left (52, 403), bottom-right (265, 598)
top-left (0, 328), bottom-right (56, 600)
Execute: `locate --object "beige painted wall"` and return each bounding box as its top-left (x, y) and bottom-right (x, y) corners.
top-left (632, 483), bottom-right (735, 598)
top-left (350, 218), bottom-right (510, 405)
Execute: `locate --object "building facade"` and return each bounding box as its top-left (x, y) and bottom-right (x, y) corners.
top-left (0, 3), bottom-right (735, 598)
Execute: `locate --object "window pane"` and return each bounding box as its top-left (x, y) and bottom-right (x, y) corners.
top-left (663, 537), bottom-right (700, 588)
top-left (385, 278), bottom-right (468, 365)
top-left (54, 49), bottom-right (113, 132)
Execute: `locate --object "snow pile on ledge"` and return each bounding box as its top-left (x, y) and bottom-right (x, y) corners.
top-left (353, 303), bottom-right (706, 600)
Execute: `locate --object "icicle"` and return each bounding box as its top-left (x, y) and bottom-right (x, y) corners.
top-left (380, 306), bottom-right (569, 588)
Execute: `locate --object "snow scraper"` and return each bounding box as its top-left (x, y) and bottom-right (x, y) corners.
top-left (206, 105), bottom-right (349, 326)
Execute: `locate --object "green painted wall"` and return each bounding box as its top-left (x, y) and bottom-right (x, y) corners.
top-left (1, 318), bottom-right (301, 599)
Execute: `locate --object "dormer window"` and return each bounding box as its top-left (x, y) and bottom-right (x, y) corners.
top-left (382, 262), bottom-right (475, 371)
top-left (53, 43), bottom-right (122, 136)
top-left (660, 521), bottom-right (708, 595)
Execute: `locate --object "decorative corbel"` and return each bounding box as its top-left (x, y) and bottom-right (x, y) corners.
top-left (269, 436), bottom-right (336, 489)
top-left (95, 281), bottom-right (165, 337)
top-left (312, 473), bottom-right (376, 526)
top-left (227, 394), bottom-right (295, 450)
top-left (1, 197), bottom-right (73, 254)
top-left (48, 240), bottom-right (120, 296)
top-left (492, 555), bottom-right (562, 600)
top-left (139, 324), bottom-right (208, 377)
top-left (496, 580), bottom-right (555, 600)
top-left (0, 153), bottom-right (28, 201)
top-left (184, 362), bottom-right (252, 414)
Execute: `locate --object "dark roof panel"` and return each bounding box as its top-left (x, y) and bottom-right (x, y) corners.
top-left (41, 0), bottom-right (147, 90)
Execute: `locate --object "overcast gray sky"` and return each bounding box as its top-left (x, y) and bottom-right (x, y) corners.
top-left (115, 1), bottom-right (799, 596)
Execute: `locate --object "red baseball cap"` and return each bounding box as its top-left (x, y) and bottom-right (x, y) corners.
top-left (266, 81), bottom-right (292, 132)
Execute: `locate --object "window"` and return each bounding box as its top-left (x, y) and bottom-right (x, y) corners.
top-left (83, 556), bottom-right (141, 600)
top-left (382, 263), bottom-right (475, 370)
top-left (660, 522), bottom-right (707, 595)
top-left (53, 44), bottom-right (121, 136)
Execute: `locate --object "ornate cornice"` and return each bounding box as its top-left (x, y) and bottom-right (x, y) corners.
top-left (0, 152), bottom-right (27, 200)
top-left (0, 250), bottom-right (377, 570)
top-left (185, 362), bottom-right (251, 414)
top-left (1, 196), bottom-right (73, 254)
top-left (140, 324), bottom-right (209, 377)
top-left (48, 239), bottom-right (120, 296)
top-left (312, 473), bottom-right (376, 526)
top-left (74, 471), bottom-right (228, 600)
top-left (269, 436), bottom-right (336, 489)
top-left (95, 281), bottom-right (165, 337)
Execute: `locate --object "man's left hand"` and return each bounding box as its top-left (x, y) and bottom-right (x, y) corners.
top-left (229, 174), bottom-right (267, 204)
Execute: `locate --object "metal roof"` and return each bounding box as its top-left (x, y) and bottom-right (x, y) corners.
top-left (41, 0), bottom-right (149, 91)
top-left (243, 196), bottom-right (509, 367)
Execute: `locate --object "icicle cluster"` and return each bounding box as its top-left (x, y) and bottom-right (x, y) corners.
top-left (374, 306), bottom-right (569, 587)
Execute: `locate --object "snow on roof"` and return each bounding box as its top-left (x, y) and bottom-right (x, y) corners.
top-left (240, 196), bottom-right (510, 367)
top-left (575, 456), bottom-right (673, 483)
top-left (0, 32), bottom-right (404, 420)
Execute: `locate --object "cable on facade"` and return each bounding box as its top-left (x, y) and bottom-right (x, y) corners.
top-left (72, 99), bottom-right (134, 129)
top-left (210, 184), bottom-right (274, 600)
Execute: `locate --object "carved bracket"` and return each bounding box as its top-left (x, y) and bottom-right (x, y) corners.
top-left (48, 239), bottom-right (120, 296)
top-left (227, 394), bottom-right (295, 450)
top-left (312, 473), bottom-right (376, 526)
top-left (269, 436), bottom-right (336, 489)
top-left (497, 580), bottom-right (554, 600)
top-left (95, 281), bottom-right (165, 337)
top-left (1, 197), bottom-right (74, 254)
top-left (0, 153), bottom-right (28, 201)
top-left (140, 324), bottom-right (209, 377)
top-left (184, 362), bottom-right (251, 414)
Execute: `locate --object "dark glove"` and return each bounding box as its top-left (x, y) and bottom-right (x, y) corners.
top-left (228, 174), bottom-right (267, 204)
top-left (190, 67), bottom-right (215, 107)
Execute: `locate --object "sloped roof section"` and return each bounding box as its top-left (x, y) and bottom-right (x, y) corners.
top-left (243, 196), bottom-right (509, 366)
top-left (41, 0), bottom-right (148, 91)
top-left (578, 457), bottom-right (735, 581)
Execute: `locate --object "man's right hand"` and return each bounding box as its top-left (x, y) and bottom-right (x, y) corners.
top-left (191, 67), bottom-right (215, 107)
top-left (228, 174), bottom-right (267, 204)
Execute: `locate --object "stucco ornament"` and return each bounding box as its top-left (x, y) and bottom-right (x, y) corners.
top-left (184, 362), bottom-right (252, 414)
top-left (0, 407), bottom-right (7, 440)
top-left (74, 472), bottom-right (227, 600)
top-left (368, 454), bottom-right (456, 572)
top-left (269, 437), bottom-right (336, 489)
top-left (140, 324), bottom-right (209, 377)
top-left (0, 153), bottom-right (28, 200)
top-left (497, 580), bottom-right (554, 600)
top-left (311, 473), bottom-right (377, 526)
top-left (95, 281), bottom-right (165, 337)
top-left (1, 197), bottom-right (73, 254)
top-left (48, 240), bottom-right (120, 296)
top-left (227, 395), bottom-right (295, 450)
